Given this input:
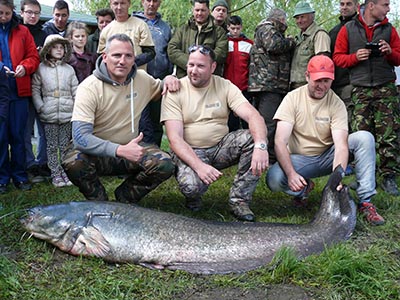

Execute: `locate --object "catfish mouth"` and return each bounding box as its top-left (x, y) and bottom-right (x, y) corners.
top-left (20, 209), bottom-right (39, 228)
top-left (20, 209), bottom-right (69, 243)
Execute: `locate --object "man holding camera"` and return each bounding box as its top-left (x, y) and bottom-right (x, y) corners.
top-left (333, 0), bottom-right (400, 196)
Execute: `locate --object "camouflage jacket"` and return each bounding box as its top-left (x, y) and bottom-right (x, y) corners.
top-left (248, 19), bottom-right (295, 93)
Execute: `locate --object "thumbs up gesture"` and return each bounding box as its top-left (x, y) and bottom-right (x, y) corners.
top-left (116, 132), bottom-right (145, 163)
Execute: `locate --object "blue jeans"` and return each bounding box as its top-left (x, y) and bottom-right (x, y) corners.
top-left (266, 131), bottom-right (376, 202)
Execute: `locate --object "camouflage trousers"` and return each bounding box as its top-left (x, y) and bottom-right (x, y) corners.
top-left (62, 142), bottom-right (175, 202)
top-left (172, 129), bottom-right (260, 205)
top-left (351, 83), bottom-right (400, 175)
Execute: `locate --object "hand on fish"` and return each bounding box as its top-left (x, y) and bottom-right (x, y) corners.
top-left (289, 173), bottom-right (344, 192)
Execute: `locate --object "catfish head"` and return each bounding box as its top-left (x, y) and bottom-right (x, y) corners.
top-left (20, 202), bottom-right (111, 257)
top-left (21, 203), bottom-right (91, 252)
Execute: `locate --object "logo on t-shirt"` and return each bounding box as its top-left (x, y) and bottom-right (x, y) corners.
top-left (126, 91), bottom-right (138, 101)
top-left (315, 116), bottom-right (330, 123)
top-left (205, 101), bottom-right (221, 109)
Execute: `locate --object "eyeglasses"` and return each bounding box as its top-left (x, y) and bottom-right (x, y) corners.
top-left (188, 44), bottom-right (212, 55)
top-left (24, 10), bottom-right (41, 16)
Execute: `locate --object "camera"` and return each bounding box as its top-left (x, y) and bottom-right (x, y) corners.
top-left (5, 70), bottom-right (16, 77)
top-left (365, 42), bottom-right (381, 57)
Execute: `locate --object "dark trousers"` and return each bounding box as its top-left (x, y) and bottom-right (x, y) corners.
top-left (254, 91), bottom-right (285, 164)
top-left (0, 99), bottom-right (29, 184)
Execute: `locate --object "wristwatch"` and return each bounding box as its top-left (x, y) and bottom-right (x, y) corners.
top-left (254, 143), bottom-right (267, 151)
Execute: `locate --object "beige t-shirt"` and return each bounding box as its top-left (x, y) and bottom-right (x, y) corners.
top-left (274, 85), bottom-right (348, 156)
top-left (97, 17), bottom-right (154, 70)
top-left (72, 70), bottom-right (162, 145)
top-left (161, 76), bottom-right (248, 148)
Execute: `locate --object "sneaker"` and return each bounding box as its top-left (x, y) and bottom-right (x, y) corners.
top-left (185, 197), bottom-right (202, 212)
top-left (381, 174), bottom-right (399, 196)
top-left (27, 165), bottom-right (45, 183)
top-left (293, 179), bottom-right (315, 208)
top-left (358, 202), bottom-right (385, 225)
top-left (15, 181), bottom-right (32, 191)
top-left (52, 176), bottom-right (66, 188)
top-left (0, 184), bottom-right (7, 194)
top-left (61, 172), bottom-right (73, 186)
top-left (230, 202), bottom-right (255, 222)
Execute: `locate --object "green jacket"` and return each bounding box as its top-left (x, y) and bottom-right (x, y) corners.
top-left (290, 22), bottom-right (330, 85)
top-left (168, 16), bottom-right (228, 78)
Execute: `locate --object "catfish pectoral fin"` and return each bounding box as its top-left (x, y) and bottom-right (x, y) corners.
top-left (70, 226), bottom-right (111, 257)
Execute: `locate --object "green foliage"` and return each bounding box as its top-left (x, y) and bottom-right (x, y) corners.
top-left (70, 0), bottom-right (399, 37)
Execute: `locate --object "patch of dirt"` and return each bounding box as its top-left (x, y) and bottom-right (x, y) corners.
top-left (181, 284), bottom-right (317, 300)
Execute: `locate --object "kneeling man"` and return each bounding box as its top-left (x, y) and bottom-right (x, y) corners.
top-left (62, 34), bottom-right (178, 202)
top-left (161, 45), bottom-right (268, 222)
top-left (266, 55), bottom-right (384, 226)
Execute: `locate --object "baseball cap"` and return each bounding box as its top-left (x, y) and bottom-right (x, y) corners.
top-left (307, 55), bottom-right (335, 81)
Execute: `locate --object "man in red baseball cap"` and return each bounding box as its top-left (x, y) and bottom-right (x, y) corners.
top-left (266, 55), bottom-right (385, 226)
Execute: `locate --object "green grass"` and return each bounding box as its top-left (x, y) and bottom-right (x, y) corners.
top-left (1, 162), bottom-right (400, 299)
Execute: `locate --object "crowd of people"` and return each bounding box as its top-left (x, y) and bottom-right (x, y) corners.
top-left (1, 0), bottom-right (400, 226)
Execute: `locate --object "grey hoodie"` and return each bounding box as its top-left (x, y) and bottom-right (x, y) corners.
top-left (71, 56), bottom-right (138, 157)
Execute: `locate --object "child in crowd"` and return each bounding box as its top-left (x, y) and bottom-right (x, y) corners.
top-left (66, 21), bottom-right (97, 83)
top-left (223, 15), bottom-right (253, 131)
top-left (31, 34), bottom-right (78, 187)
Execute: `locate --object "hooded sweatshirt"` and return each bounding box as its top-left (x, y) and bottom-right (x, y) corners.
top-left (71, 55), bottom-right (163, 157)
top-left (31, 34), bottom-right (78, 124)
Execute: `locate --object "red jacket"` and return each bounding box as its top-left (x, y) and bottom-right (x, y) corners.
top-left (0, 17), bottom-right (39, 97)
top-left (223, 34), bottom-right (253, 91)
top-left (333, 13), bottom-right (400, 69)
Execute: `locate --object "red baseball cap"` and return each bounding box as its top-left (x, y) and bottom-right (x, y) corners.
top-left (307, 55), bottom-right (335, 81)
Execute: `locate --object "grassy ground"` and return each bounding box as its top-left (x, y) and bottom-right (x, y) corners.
top-left (1, 161), bottom-right (400, 299)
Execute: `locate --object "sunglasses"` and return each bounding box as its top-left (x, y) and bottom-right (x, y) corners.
top-left (188, 44), bottom-right (212, 54)
top-left (188, 44), bottom-right (216, 61)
